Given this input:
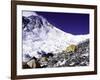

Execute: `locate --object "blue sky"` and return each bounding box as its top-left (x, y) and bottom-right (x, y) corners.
top-left (36, 11), bottom-right (89, 35)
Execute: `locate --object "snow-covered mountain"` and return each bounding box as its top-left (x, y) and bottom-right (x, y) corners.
top-left (22, 11), bottom-right (89, 62)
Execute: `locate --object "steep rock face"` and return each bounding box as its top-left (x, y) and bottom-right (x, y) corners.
top-left (22, 12), bottom-right (89, 63)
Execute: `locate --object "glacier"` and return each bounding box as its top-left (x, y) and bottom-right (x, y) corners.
top-left (22, 11), bottom-right (89, 63)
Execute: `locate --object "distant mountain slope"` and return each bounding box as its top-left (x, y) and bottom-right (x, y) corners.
top-left (22, 11), bottom-right (89, 63)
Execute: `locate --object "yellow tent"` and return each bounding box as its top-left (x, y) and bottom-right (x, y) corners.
top-left (65, 44), bottom-right (77, 53)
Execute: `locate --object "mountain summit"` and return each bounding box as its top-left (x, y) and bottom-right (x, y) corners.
top-left (22, 12), bottom-right (89, 62)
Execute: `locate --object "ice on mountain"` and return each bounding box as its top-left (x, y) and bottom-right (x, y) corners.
top-left (22, 11), bottom-right (89, 63)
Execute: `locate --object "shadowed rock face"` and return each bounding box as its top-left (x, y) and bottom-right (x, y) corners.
top-left (23, 15), bottom-right (43, 31)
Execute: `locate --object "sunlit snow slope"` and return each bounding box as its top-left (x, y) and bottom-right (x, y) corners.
top-left (22, 11), bottom-right (89, 62)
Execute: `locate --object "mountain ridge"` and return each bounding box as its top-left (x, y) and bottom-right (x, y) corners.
top-left (22, 11), bottom-right (89, 62)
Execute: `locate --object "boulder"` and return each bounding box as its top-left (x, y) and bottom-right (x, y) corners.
top-left (27, 57), bottom-right (41, 68)
top-left (22, 62), bottom-right (30, 69)
top-left (39, 57), bottom-right (48, 67)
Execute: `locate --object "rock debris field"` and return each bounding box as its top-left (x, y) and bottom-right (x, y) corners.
top-left (22, 39), bottom-right (89, 69)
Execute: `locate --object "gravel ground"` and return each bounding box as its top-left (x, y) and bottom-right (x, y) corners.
top-left (22, 39), bottom-right (89, 69)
